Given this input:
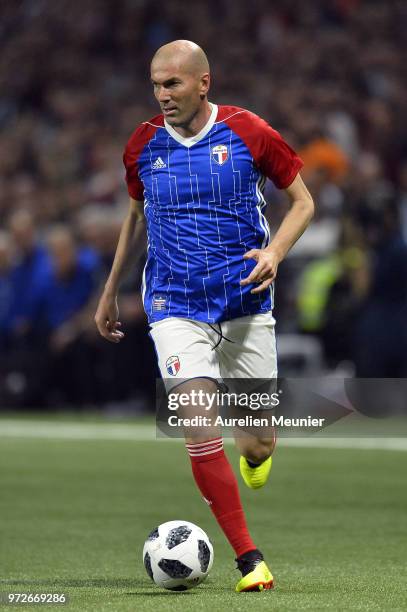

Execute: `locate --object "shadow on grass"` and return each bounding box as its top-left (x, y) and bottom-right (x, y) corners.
top-left (124, 591), bottom-right (196, 597)
top-left (1, 578), bottom-right (142, 588)
top-left (1, 578), bottom-right (226, 594)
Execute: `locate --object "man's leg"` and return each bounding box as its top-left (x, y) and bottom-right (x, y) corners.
top-left (178, 378), bottom-right (257, 558)
top-left (218, 313), bottom-right (278, 490)
top-left (181, 379), bottom-right (273, 590)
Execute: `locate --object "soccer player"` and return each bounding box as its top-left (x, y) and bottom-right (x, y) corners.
top-left (95, 40), bottom-right (314, 592)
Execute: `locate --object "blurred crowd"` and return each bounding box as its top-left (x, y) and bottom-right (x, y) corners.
top-left (1, 0), bottom-right (407, 408)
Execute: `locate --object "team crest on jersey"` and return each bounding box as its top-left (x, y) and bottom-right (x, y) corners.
top-left (211, 144), bottom-right (228, 165)
top-left (166, 355), bottom-right (180, 376)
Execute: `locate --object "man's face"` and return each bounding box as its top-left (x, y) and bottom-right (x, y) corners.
top-left (0, 235), bottom-right (12, 272)
top-left (151, 60), bottom-right (208, 127)
top-left (48, 235), bottom-right (76, 279)
top-left (9, 216), bottom-right (35, 254)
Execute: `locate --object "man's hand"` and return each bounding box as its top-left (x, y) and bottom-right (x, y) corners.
top-left (240, 249), bottom-right (280, 294)
top-left (94, 292), bottom-right (125, 343)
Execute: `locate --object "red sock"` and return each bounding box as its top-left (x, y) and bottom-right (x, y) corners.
top-left (186, 437), bottom-right (256, 558)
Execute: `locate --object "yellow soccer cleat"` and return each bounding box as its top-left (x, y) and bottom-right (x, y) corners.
top-left (235, 550), bottom-right (274, 592)
top-left (240, 455), bottom-right (272, 489)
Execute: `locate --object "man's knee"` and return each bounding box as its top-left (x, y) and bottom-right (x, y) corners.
top-left (239, 435), bottom-right (275, 463)
top-left (171, 378), bottom-right (220, 446)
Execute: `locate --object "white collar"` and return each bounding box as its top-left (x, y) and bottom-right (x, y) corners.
top-left (164, 103), bottom-right (218, 148)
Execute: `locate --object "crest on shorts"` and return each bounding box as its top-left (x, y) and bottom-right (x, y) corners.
top-left (211, 144), bottom-right (228, 165)
top-left (166, 355), bottom-right (180, 376)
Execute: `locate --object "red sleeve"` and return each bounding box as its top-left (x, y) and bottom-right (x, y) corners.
top-left (123, 141), bottom-right (143, 200)
top-left (123, 117), bottom-right (162, 200)
top-left (222, 107), bottom-right (303, 189)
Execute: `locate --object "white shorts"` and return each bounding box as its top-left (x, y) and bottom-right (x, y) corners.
top-left (149, 313), bottom-right (277, 389)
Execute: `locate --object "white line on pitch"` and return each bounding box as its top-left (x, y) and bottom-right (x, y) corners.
top-left (0, 419), bottom-right (407, 451)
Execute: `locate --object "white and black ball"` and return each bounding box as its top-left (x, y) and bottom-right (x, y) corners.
top-left (143, 520), bottom-right (214, 591)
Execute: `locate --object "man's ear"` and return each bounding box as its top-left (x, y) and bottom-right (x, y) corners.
top-left (199, 73), bottom-right (210, 99)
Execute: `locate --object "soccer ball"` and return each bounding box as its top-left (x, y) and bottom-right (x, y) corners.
top-left (142, 520), bottom-right (214, 591)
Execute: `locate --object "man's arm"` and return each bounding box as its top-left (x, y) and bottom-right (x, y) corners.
top-left (95, 198), bottom-right (146, 342)
top-left (240, 173), bottom-right (314, 294)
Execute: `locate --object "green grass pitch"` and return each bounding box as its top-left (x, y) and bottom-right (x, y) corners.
top-left (1, 430), bottom-right (407, 611)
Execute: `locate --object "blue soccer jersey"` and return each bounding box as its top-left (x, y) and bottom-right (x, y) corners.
top-left (123, 104), bottom-right (303, 323)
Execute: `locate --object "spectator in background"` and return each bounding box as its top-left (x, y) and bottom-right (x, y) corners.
top-left (75, 205), bottom-right (156, 408)
top-left (1, 0), bottom-right (407, 402)
top-left (38, 224), bottom-right (155, 407)
top-left (7, 209), bottom-right (51, 343)
top-left (31, 226), bottom-right (100, 406)
top-left (0, 231), bottom-right (14, 349)
top-left (397, 160), bottom-right (407, 242)
top-left (297, 216), bottom-right (369, 368)
top-left (74, 205), bottom-right (122, 278)
top-left (298, 126), bottom-right (349, 185)
top-left (353, 199), bottom-right (407, 376)
top-left (1, 214), bottom-right (51, 406)
top-left (39, 226), bottom-right (98, 340)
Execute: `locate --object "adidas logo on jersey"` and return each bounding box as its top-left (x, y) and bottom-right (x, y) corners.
top-left (152, 157), bottom-right (166, 169)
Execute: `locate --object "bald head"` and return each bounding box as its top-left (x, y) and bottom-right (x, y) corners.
top-left (152, 40), bottom-right (209, 77)
top-left (150, 40), bottom-right (211, 132)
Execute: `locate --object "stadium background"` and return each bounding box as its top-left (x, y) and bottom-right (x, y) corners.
top-left (1, 2), bottom-right (407, 610)
top-left (1, 0), bottom-right (406, 410)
